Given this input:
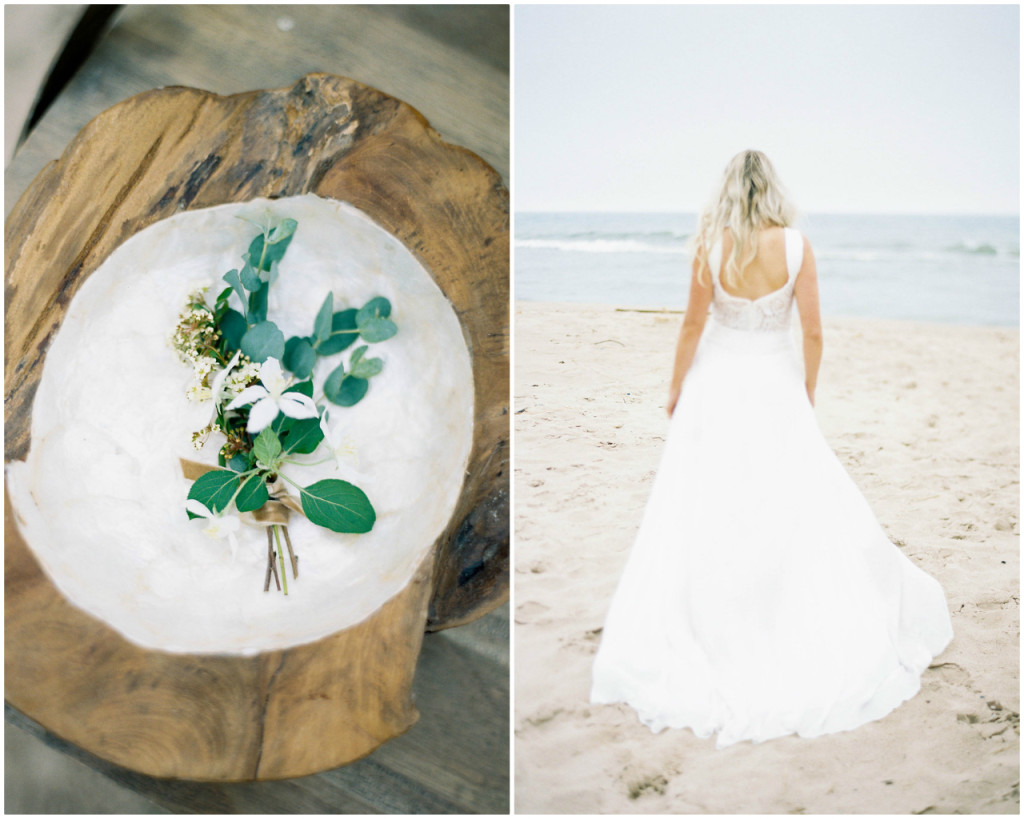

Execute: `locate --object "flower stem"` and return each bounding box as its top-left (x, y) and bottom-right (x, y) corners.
top-left (282, 526), bottom-right (298, 578)
top-left (274, 525), bottom-right (288, 596)
top-left (264, 528), bottom-right (274, 592)
top-left (266, 527), bottom-right (280, 592)
top-left (257, 231), bottom-right (269, 272)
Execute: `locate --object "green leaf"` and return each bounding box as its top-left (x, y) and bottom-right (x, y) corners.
top-left (317, 309), bottom-right (359, 355)
top-left (267, 218), bottom-right (298, 244)
top-left (356, 297), bottom-right (397, 343)
top-left (248, 230), bottom-right (294, 272)
top-left (351, 356), bottom-right (384, 380)
top-left (328, 375), bottom-right (369, 407)
top-left (253, 427), bottom-right (282, 467)
top-left (323, 362), bottom-right (346, 402)
top-left (215, 285), bottom-right (234, 306)
top-left (299, 479), bottom-right (375, 534)
top-left (235, 473), bottom-right (269, 513)
top-left (220, 309), bottom-right (246, 351)
top-left (240, 260), bottom-right (261, 290)
top-left (222, 269), bottom-right (245, 305)
top-left (247, 281), bottom-right (269, 324)
top-left (346, 344), bottom-right (382, 380)
top-left (283, 336), bottom-right (316, 379)
top-left (265, 259), bottom-right (280, 287)
top-left (285, 379), bottom-right (314, 398)
top-left (314, 292), bottom-right (333, 343)
top-left (279, 417), bottom-right (325, 454)
top-left (357, 296), bottom-right (392, 322)
top-left (235, 214), bottom-right (268, 232)
top-left (227, 453), bottom-right (249, 473)
top-left (240, 321), bottom-right (285, 363)
top-left (358, 316), bottom-right (398, 343)
top-left (187, 469), bottom-right (239, 514)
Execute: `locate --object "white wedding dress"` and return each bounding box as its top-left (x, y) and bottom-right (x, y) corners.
top-left (590, 228), bottom-right (953, 747)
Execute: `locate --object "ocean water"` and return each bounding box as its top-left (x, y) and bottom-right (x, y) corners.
top-left (515, 213), bottom-right (1020, 326)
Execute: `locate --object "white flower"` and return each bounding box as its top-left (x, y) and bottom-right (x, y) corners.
top-left (226, 357), bottom-right (318, 433)
top-left (208, 350), bottom-right (242, 411)
top-left (319, 407), bottom-right (359, 469)
top-left (186, 500), bottom-right (241, 557)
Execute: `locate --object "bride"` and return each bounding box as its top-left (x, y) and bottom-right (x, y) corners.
top-left (590, 150), bottom-right (953, 747)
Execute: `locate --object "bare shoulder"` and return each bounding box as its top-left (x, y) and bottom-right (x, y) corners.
top-left (801, 232), bottom-right (815, 257)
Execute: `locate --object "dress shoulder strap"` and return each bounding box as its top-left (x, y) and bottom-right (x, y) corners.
top-left (784, 228), bottom-right (804, 280)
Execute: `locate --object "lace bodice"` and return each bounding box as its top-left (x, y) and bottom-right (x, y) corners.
top-left (708, 228), bottom-right (803, 332)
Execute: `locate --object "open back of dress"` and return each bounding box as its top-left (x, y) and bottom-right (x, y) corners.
top-left (590, 228), bottom-right (953, 747)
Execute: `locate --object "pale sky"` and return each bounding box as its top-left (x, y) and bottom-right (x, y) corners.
top-left (515, 4), bottom-right (1019, 214)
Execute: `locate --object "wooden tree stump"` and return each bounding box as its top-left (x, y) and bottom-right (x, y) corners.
top-left (4, 74), bottom-right (508, 779)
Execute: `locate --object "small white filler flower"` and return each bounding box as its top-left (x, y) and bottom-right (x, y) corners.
top-left (226, 357), bottom-right (318, 433)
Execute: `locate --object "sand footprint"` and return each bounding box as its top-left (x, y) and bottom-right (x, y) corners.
top-left (515, 600), bottom-right (551, 625)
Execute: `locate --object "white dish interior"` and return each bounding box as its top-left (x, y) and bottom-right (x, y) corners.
top-left (6, 194), bottom-right (474, 655)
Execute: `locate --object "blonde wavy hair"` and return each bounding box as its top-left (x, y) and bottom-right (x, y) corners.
top-left (690, 150), bottom-right (798, 288)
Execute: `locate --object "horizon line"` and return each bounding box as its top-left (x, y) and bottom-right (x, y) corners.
top-left (515, 209), bottom-right (1020, 218)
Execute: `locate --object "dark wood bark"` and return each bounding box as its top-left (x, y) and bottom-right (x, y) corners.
top-left (4, 74), bottom-right (508, 779)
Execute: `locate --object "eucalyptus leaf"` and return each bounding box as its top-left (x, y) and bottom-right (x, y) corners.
top-left (240, 261), bottom-right (261, 291)
top-left (328, 375), bottom-right (369, 407)
top-left (357, 316), bottom-right (398, 343)
top-left (187, 469), bottom-right (239, 515)
top-left (351, 356), bottom-right (384, 380)
top-left (357, 296), bottom-right (392, 322)
top-left (253, 427), bottom-right (282, 467)
top-left (240, 321), bottom-right (285, 363)
top-left (323, 362), bottom-right (346, 403)
top-left (283, 336), bottom-right (316, 379)
top-left (222, 269), bottom-right (245, 305)
top-left (267, 218), bottom-right (298, 244)
top-left (227, 453), bottom-right (249, 473)
top-left (220, 309), bottom-right (246, 352)
top-left (317, 309), bottom-right (359, 355)
top-left (265, 259), bottom-right (280, 287)
top-left (350, 345), bottom-right (367, 367)
top-left (299, 479), bottom-right (375, 534)
top-left (235, 214), bottom-right (268, 232)
top-left (248, 230), bottom-right (294, 272)
top-left (279, 417), bottom-right (324, 454)
top-left (314, 292), bottom-right (333, 343)
top-left (247, 281), bottom-right (268, 324)
top-left (235, 473), bottom-right (270, 513)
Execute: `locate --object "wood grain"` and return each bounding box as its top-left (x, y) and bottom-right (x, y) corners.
top-left (4, 74), bottom-right (507, 780)
top-left (4, 4), bottom-right (509, 217)
top-left (5, 604), bottom-right (509, 812)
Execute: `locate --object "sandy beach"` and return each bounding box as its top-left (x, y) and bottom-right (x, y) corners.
top-left (513, 301), bottom-right (1019, 814)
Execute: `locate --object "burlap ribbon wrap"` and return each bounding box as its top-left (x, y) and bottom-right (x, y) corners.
top-left (180, 458), bottom-right (304, 526)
